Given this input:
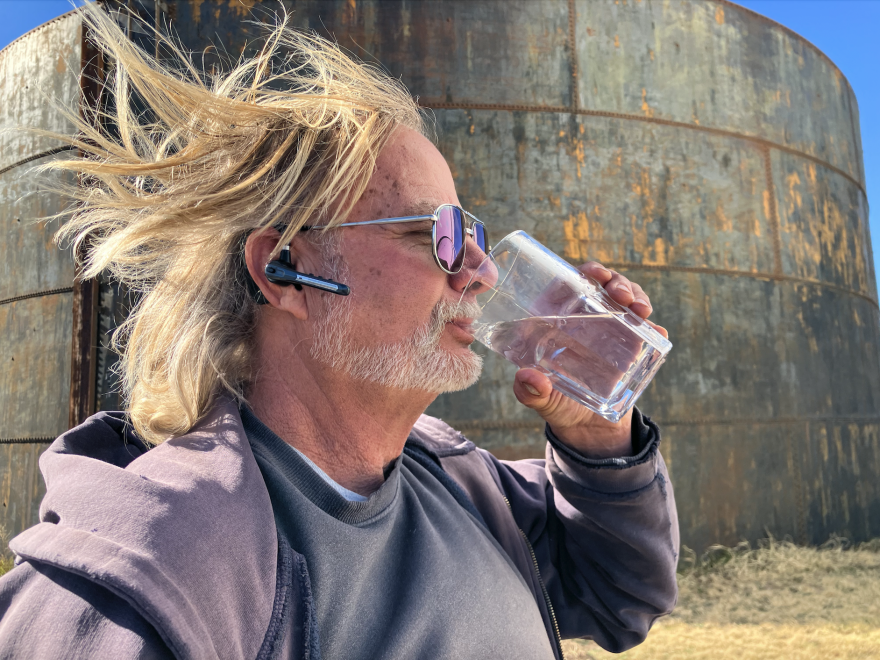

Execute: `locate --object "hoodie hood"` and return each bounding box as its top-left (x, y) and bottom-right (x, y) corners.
top-left (8, 400), bottom-right (279, 660)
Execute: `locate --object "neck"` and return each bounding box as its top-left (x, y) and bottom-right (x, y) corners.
top-left (247, 330), bottom-right (436, 496)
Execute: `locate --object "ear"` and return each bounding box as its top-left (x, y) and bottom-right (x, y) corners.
top-left (245, 229), bottom-right (311, 321)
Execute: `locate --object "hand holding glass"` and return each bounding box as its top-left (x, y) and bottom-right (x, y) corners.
top-left (461, 231), bottom-right (672, 423)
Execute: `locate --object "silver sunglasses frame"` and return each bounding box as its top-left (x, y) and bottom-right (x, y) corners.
top-left (308, 203), bottom-right (488, 275)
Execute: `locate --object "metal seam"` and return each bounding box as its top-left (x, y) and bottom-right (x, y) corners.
top-left (0, 437), bottom-right (54, 445)
top-left (567, 0), bottom-right (578, 113)
top-left (0, 146), bottom-right (78, 179)
top-left (598, 262), bottom-right (879, 309)
top-left (420, 101), bottom-right (865, 195)
top-left (762, 145), bottom-right (784, 275)
top-left (0, 287), bottom-right (74, 307)
top-left (450, 416), bottom-right (880, 432)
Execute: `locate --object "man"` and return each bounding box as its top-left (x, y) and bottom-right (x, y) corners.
top-left (0, 8), bottom-right (678, 659)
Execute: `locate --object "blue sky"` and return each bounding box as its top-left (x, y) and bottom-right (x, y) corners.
top-left (2, 1), bottom-right (878, 292)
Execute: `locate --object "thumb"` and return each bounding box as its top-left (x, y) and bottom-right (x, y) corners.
top-left (513, 368), bottom-right (555, 412)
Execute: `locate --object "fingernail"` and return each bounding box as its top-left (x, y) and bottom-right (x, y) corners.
top-left (524, 383), bottom-right (541, 397)
top-left (614, 282), bottom-right (630, 293)
top-left (635, 297), bottom-right (651, 308)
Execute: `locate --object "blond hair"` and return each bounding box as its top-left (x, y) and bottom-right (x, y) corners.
top-left (44, 5), bottom-right (427, 444)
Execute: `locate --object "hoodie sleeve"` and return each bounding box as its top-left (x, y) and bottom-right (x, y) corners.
top-left (0, 561), bottom-right (173, 659)
top-left (482, 409), bottom-right (679, 652)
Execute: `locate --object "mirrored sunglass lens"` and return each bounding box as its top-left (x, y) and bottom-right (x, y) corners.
top-left (436, 206), bottom-right (465, 271)
top-left (473, 223), bottom-right (488, 253)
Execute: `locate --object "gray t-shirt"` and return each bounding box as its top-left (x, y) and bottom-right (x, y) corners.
top-left (242, 407), bottom-right (555, 660)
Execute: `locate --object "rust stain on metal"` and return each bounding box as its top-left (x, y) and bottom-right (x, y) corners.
top-left (773, 149), bottom-right (872, 296)
top-left (190, 0), bottom-right (205, 24)
top-left (640, 88), bottom-right (654, 118)
top-left (227, 0), bottom-right (259, 18)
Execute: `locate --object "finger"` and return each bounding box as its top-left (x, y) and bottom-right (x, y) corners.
top-left (579, 261), bottom-right (613, 286)
top-left (647, 320), bottom-right (669, 339)
top-left (513, 368), bottom-right (554, 409)
top-left (629, 282), bottom-right (653, 319)
top-left (605, 271), bottom-right (635, 306)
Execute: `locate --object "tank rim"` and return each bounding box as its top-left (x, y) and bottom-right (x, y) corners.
top-left (717, 0), bottom-right (856, 96)
top-left (0, 3), bottom-right (858, 101)
top-left (0, 7), bottom-right (80, 60)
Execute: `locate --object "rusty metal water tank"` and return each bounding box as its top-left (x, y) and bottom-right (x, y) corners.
top-left (0, 10), bottom-right (84, 539)
top-left (2, 0), bottom-right (878, 553)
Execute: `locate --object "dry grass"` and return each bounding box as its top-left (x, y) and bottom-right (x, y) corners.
top-left (564, 622), bottom-right (880, 659)
top-left (563, 537), bottom-right (880, 659)
top-left (0, 527), bottom-right (12, 578)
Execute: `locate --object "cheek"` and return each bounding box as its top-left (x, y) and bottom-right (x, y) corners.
top-left (346, 252), bottom-right (447, 338)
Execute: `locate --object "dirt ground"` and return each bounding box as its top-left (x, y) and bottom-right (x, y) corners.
top-left (563, 537), bottom-right (880, 659)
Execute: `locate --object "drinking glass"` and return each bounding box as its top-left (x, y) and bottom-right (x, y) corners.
top-left (461, 231), bottom-right (672, 423)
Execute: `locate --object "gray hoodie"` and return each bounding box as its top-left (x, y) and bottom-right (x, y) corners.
top-left (0, 400), bottom-right (678, 659)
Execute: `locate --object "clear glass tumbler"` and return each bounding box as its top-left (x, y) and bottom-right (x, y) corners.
top-left (461, 231), bottom-right (672, 423)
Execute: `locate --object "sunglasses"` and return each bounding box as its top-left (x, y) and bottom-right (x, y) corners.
top-left (306, 204), bottom-right (489, 274)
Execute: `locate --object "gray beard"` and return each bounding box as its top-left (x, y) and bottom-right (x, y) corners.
top-left (308, 248), bottom-right (483, 393)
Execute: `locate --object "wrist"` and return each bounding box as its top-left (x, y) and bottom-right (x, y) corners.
top-left (548, 418), bottom-right (634, 459)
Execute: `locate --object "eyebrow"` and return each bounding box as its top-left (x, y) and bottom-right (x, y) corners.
top-left (397, 200), bottom-right (440, 218)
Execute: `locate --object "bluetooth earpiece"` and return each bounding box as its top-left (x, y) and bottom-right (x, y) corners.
top-left (264, 246), bottom-right (351, 296)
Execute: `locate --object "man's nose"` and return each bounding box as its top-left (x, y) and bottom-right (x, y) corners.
top-left (449, 237), bottom-right (497, 301)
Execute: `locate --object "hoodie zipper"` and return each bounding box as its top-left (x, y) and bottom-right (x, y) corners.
top-left (504, 496), bottom-right (565, 660)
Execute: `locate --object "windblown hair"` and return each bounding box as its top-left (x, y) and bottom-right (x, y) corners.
top-left (44, 5), bottom-right (427, 445)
